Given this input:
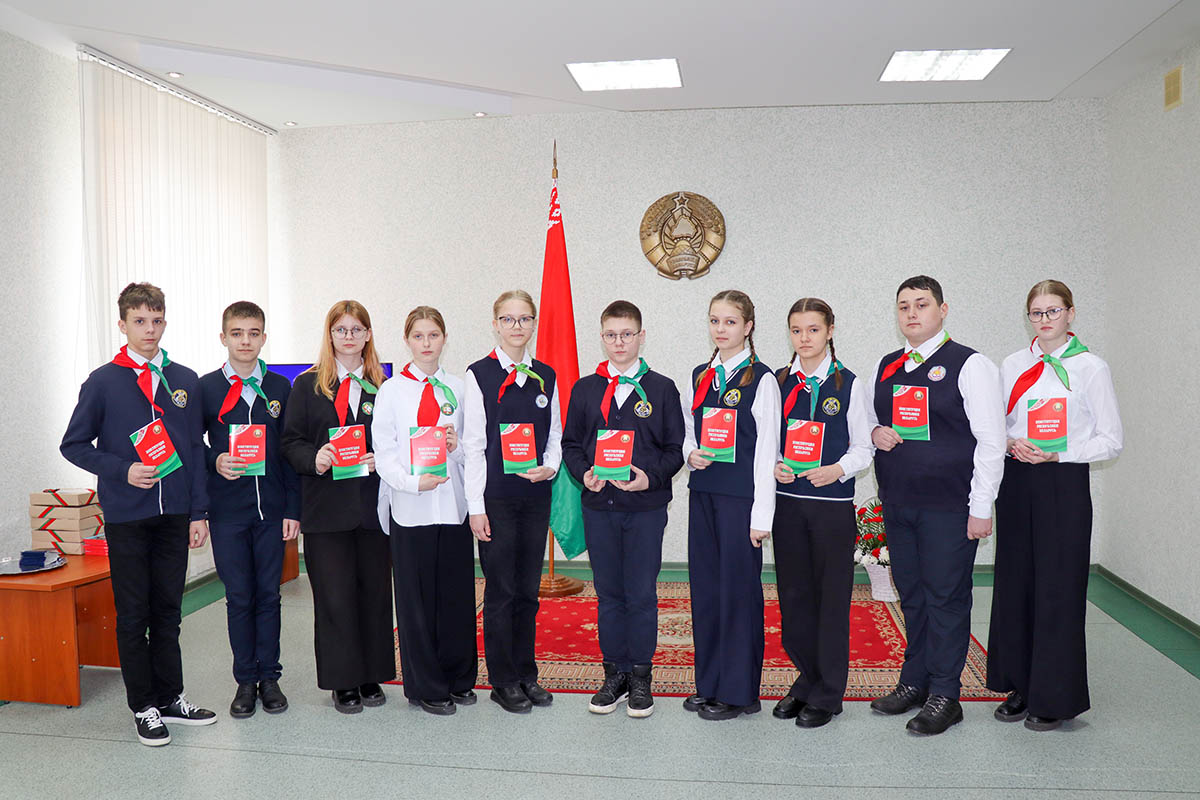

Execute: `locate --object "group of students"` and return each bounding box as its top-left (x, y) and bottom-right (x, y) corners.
top-left (59, 273), bottom-right (1121, 747)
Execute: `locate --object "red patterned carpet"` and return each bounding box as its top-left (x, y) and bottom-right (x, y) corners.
top-left (391, 579), bottom-right (1000, 701)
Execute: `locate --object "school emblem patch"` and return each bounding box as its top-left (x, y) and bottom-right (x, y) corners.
top-left (362, 402), bottom-right (374, 415)
top-left (928, 366), bottom-right (947, 382)
top-left (171, 389), bottom-right (188, 408)
top-left (723, 388), bottom-right (741, 406)
top-left (634, 400), bottom-right (653, 418)
top-left (441, 402), bottom-right (454, 416)
top-left (536, 393), bottom-right (549, 408)
top-left (821, 397), bottom-right (842, 416)
top-left (267, 400), bottom-right (281, 418)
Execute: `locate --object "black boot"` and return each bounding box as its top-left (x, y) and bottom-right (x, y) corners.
top-left (588, 662), bottom-right (629, 715)
top-left (626, 664), bottom-right (654, 718)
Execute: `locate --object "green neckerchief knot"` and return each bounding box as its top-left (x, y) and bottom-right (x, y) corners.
top-left (514, 363), bottom-right (546, 394)
top-left (618, 358), bottom-right (650, 404)
top-left (347, 371), bottom-right (378, 395)
top-left (1041, 335), bottom-right (1089, 390)
top-left (241, 359), bottom-right (269, 401)
top-left (427, 374), bottom-right (458, 412)
top-left (148, 349), bottom-right (172, 395)
top-left (716, 357), bottom-right (752, 398)
top-left (800, 359), bottom-right (842, 419)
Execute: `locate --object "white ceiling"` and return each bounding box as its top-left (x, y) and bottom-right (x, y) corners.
top-left (5, 0), bottom-right (1200, 130)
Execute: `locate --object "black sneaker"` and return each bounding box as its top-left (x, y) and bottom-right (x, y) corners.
top-left (157, 694), bottom-right (217, 726)
top-left (626, 664), bottom-right (654, 718)
top-left (134, 706), bottom-right (171, 746)
top-left (588, 663), bottom-right (629, 714)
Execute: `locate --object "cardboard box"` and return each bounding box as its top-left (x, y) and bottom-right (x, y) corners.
top-left (30, 514), bottom-right (103, 534)
top-left (28, 489), bottom-right (98, 507)
top-left (31, 524), bottom-right (101, 543)
top-left (31, 533), bottom-right (85, 555)
top-left (30, 502), bottom-right (102, 520)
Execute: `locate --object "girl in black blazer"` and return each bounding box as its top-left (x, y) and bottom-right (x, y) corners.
top-left (281, 300), bottom-right (395, 714)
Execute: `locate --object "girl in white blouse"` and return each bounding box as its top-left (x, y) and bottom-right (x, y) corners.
top-left (986, 280), bottom-right (1123, 732)
top-left (373, 306), bottom-right (477, 715)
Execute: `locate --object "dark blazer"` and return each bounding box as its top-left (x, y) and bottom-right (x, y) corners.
top-left (281, 371), bottom-right (382, 533)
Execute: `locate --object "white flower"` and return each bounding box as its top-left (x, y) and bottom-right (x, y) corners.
top-left (852, 550), bottom-right (862, 563)
top-left (862, 554), bottom-right (877, 566)
top-left (878, 547), bottom-right (889, 565)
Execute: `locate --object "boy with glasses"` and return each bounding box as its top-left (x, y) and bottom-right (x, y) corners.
top-left (561, 300), bottom-right (685, 717)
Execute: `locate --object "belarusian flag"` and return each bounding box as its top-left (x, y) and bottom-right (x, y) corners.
top-left (536, 146), bottom-right (586, 559)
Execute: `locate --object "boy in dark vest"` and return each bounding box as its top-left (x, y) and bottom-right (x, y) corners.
top-left (867, 275), bottom-right (1006, 735)
top-left (561, 300), bottom-right (685, 718)
top-left (199, 301), bottom-right (300, 719)
top-left (61, 282), bottom-right (217, 746)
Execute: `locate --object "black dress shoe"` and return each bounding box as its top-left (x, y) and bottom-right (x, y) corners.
top-left (450, 689), bottom-right (477, 705)
top-left (796, 705), bottom-right (838, 728)
top-left (682, 694), bottom-right (711, 712)
top-left (1024, 715), bottom-right (1062, 731)
top-left (258, 679), bottom-right (288, 714)
top-left (772, 695), bottom-right (805, 719)
top-left (409, 698), bottom-right (456, 716)
top-left (520, 682), bottom-right (553, 706)
top-left (332, 688), bottom-right (362, 714)
top-left (359, 683), bottom-right (386, 707)
top-left (870, 683), bottom-right (929, 715)
top-left (698, 700), bottom-right (762, 721)
top-left (230, 682), bottom-right (258, 719)
top-left (994, 691), bottom-right (1027, 722)
top-left (906, 695), bottom-right (963, 735)
top-left (490, 686), bottom-right (533, 714)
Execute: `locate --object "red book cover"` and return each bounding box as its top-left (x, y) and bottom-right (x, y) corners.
top-left (782, 419), bottom-right (825, 471)
top-left (409, 426), bottom-right (448, 477)
top-left (499, 423), bottom-right (538, 474)
top-left (129, 420), bottom-right (182, 478)
top-left (699, 407), bottom-right (737, 463)
top-left (593, 429), bottom-right (635, 480)
top-left (328, 424), bottom-right (367, 480)
top-left (1026, 397), bottom-right (1067, 453)
top-left (229, 424), bottom-right (267, 476)
top-left (891, 386), bottom-right (930, 441)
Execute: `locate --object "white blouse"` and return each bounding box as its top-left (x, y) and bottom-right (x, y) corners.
top-left (373, 364), bottom-right (468, 528)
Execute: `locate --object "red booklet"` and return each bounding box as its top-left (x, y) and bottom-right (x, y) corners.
top-left (782, 419), bottom-right (825, 472)
top-left (229, 424), bottom-right (267, 476)
top-left (129, 420), bottom-right (182, 478)
top-left (328, 425), bottom-right (368, 480)
top-left (891, 386), bottom-right (930, 441)
top-left (593, 429), bottom-right (635, 480)
top-left (699, 407), bottom-right (737, 463)
top-left (499, 423), bottom-right (538, 474)
top-left (409, 426), bottom-right (448, 477)
top-left (1026, 397), bottom-right (1067, 453)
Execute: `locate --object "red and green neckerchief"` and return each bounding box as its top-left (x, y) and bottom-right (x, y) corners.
top-left (334, 370), bottom-right (378, 427)
top-left (1006, 333), bottom-right (1089, 414)
top-left (595, 358), bottom-right (650, 423)
top-left (879, 331), bottom-right (949, 382)
top-left (783, 358), bottom-right (842, 419)
top-left (112, 345), bottom-right (171, 414)
top-left (217, 360), bottom-right (269, 423)
top-left (399, 363), bottom-right (458, 426)
top-left (691, 355), bottom-right (752, 412)
top-left (489, 350), bottom-right (546, 402)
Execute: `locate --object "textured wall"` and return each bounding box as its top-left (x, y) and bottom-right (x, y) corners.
top-left (1104, 42), bottom-right (1200, 622)
top-left (269, 100), bottom-right (1109, 565)
top-left (0, 30), bottom-right (89, 556)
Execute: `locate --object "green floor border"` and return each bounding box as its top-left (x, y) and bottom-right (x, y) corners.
top-left (181, 558), bottom-right (1200, 681)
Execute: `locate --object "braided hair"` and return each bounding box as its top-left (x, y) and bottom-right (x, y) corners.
top-left (696, 289), bottom-right (759, 389)
top-left (786, 298), bottom-right (843, 390)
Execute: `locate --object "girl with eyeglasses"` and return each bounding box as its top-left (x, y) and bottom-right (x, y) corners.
top-left (281, 300), bottom-right (394, 714)
top-left (986, 280), bottom-right (1123, 732)
top-left (461, 289), bottom-right (562, 714)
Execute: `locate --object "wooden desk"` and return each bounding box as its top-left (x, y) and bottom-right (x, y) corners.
top-left (281, 537), bottom-right (299, 584)
top-left (0, 554), bottom-right (119, 706)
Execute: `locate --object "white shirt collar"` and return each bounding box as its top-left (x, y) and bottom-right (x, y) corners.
top-left (791, 351), bottom-right (832, 381)
top-left (223, 360), bottom-right (263, 382)
top-left (1031, 336), bottom-right (1073, 359)
top-left (606, 359), bottom-right (643, 379)
top-left (406, 362), bottom-right (442, 382)
top-left (494, 347), bottom-right (531, 370)
top-left (908, 330), bottom-right (949, 360)
top-left (711, 346), bottom-right (751, 372)
top-left (336, 361), bottom-right (365, 381)
top-left (125, 348), bottom-right (162, 368)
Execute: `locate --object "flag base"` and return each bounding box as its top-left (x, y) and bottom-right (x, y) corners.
top-left (538, 573), bottom-right (584, 597)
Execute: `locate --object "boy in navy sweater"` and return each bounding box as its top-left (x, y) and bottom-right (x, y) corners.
top-left (200, 301), bottom-right (300, 719)
top-left (562, 300), bottom-right (685, 718)
top-left (61, 282), bottom-right (217, 747)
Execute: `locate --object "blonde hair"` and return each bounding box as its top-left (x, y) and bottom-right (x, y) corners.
top-left (404, 305), bottom-right (446, 338)
top-left (306, 300), bottom-right (388, 400)
top-left (1026, 280), bottom-right (1075, 311)
top-left (698, 289), bottom-right (759, 389)
top-left (492, 290), bottom-right (536, 318)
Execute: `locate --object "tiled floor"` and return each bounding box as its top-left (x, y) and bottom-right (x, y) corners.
top-left (1, 569), bottom-right (1198, 799)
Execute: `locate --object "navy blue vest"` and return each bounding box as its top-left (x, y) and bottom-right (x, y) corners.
top-left (873, 340), bottom-right (976, 512)
top-left (688, 360), bottom-right (772, 500)
top-left (776, 366), bottom-right (856, 501)
top-left (468, 354), bottom-right (557, 500)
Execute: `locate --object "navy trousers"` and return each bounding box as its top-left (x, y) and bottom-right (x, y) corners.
top-left (688, 490), bottom-right (763, 707)
top-left (582, 506), bottom-right (667, 671)
top-left (987, 458), bottom-right (1093, 719)
top-left (883, 503), bottom-right (978, 699)
top-left (209, 519), bottom-right (285, 684)
top-left (772, 495), bottom-right (857, 713)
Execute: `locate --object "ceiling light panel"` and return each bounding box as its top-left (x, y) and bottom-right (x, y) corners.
top-left (879, 49), bottom-right (1011, 82)
top-left (566, 58), bottom-right (682, 91)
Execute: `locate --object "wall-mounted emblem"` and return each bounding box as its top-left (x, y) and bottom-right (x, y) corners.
top-left (640, 192), bottom-right (726, 280)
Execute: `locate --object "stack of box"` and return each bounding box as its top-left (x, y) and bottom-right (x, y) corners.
top-left (29, 489), bottom-right (103, 556)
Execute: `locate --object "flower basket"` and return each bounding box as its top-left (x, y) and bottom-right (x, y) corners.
top-left (855, 497), bottom-right (899, 602)
top-left (864, 562), bottom-right (899, 602)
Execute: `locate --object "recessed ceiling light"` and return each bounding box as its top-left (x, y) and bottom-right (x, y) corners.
top-left (283, 121), bottom-right (297, 127)
top-left (879, 49), bottom-right (1010, 82)
top-left (566, 58), bottom-right (681, 91)
top-left (166, 71), bottom-right (183, 78)
top-left (474, 111), bottom-right (487, 118)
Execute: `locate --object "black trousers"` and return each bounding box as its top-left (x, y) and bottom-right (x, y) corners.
top-left (106, 514), bottom-right (190, 712)
top-left (772, 495), bottom-right (857, 713)
top-left (987, 458), bottom-right (1093, 719)
top-left (476, 496), bottom-right (551, 688)
top-left (582, 506), bottom-right (667, 671)
top-left (302, 528), bottom-right (395, 690)
top-left (884, 503), bottom-right (978, 699)
top-left (389, 518), bottom-right (478, 701)
top-left (209, 519), bottom-right (284, 684)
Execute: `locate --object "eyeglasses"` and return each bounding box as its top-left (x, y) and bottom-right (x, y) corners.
top-left (496, 315), bottom-right (535, 329)
top-left (1027, 307), bottom-right (1067, 322)
top-left (601, 331), bottom-right (640, 344)
top-left (331, 326), bottom-right (369, 339)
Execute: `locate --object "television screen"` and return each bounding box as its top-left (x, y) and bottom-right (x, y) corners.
top-left (269, 363), bottom-right (394, 385)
